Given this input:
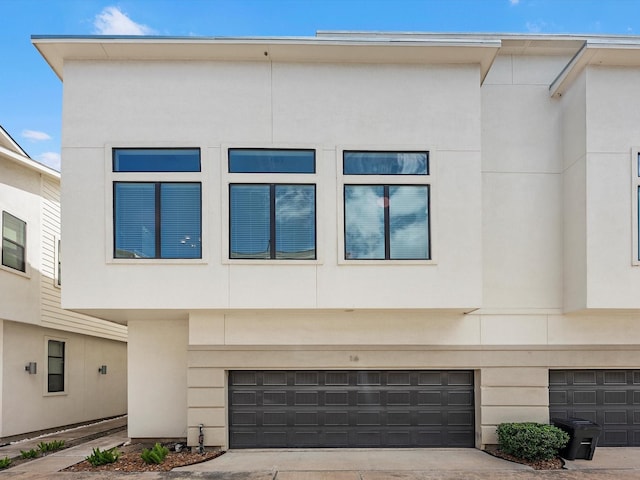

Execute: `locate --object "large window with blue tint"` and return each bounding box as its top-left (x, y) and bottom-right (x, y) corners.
top-left (114, 182), bottom-right (201, 259)
top-left (229, 149), bottom-right (315, 173)
top-left (344, 151), bottom-right (428, 175)
top-left (230, 184), bottom-right (316, 259)
top-left (342, 150), bottom-right (430, 261)
top-left (113, 148), bottom-right (200, 172)
top-left (344, 185), bottom-right (429, 260)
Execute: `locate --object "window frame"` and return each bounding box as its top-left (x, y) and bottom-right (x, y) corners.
top-left (337, 147), bottom-right (435, 265)
top-left (106, 145), bottom-right (207, 264)
top-left (222, 145), bottom-right (322, 265)
top-left (45, 337), bottom-right (67, 396)
top-left (632, 148), bottom-right (640, 266)
top-left (1, 210), bottom-right (27, 274)
top-left (229, 183), bottom-right (317, 260)
top-left (113, 181), bottom-right (202, 260)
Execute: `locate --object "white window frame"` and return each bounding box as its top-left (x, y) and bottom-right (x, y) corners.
top-left (105, 143), bottom-right (208, 264)
top-left (1, 210), bottom-right (30, 277)
top-left (337, 146), bottom-right (437, 265)
top-left (221, 144), bottom-right (323, 265)
top-left (632, 148), bottom-right (640, 266)
top-left (44, 336), bottom-right (67, 396)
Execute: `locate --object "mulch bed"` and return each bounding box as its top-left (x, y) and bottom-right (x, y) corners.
top-left (62, 443), bottom-right (223, 472)
top-left (484, 445), bottom-right (564, 470)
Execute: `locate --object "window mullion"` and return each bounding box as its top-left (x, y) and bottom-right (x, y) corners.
top-left (384, 185), bottom-right (391, 260)
top-left (155, 183), bottom-right (162, 258)
top-left (270, 184), bottom-right (276, 259)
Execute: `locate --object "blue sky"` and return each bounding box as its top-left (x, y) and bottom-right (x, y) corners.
top-left (2, 0), bottom-right (640, 170)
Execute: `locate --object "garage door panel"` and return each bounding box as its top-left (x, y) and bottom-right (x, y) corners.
top-left (549, 369), bottom-right (640, 447)
top-left (229, 370), bottom-right (475, 448)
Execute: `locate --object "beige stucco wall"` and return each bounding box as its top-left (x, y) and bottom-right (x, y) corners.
top-left (127, 318), bottom-right (188, 439)
top-left (60, 60), bottom-right (482, 313)
top-left (1, 321), bottom-right (127, 438)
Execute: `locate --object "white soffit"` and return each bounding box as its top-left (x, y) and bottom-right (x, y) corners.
top-left (550, 39), bottom-right (640, 98)
top-left (31, 36), bottom-right (501, 83)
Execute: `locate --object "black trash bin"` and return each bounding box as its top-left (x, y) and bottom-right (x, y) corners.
top-left (552, 417), bottom-right (601, 460)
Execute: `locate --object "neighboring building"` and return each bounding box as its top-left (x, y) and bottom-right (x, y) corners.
top-left (32, 32), bottom-right (640, 449)
top-left (0, 126), bottom-right (127, 441)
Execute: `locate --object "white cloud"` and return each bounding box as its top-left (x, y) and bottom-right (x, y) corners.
top-left (37, 152), bottom-right (61, 171)
top-left (526, 20), bottom-right (546, 33)
top-left (94, 6), bottom-right (155, 35)
top-left (22, 129), bottom-right (51, 141)
top-left (509, 0), bottom-right (520, 5)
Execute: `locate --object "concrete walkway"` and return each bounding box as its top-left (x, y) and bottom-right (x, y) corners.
top-left (0, 417), bottom-right (639, 479)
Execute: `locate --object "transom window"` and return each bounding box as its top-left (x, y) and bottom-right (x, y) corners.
top-left (228, 149), bottom-right (317, 260)
top-left (342, 151), bottom-right (430, 261)
top-left (2, 211), bottom-right (26, 272)
top-left (112, 148), bottom-right (202, 260)
top-left (48, 339), bottom-right (65, 393)
top-left (113, 148), bottom-right (200, 172)
top-left (229, 148), bottom-right (315, 173)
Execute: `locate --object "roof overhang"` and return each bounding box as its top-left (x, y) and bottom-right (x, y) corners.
top-left (0, 126), bottom-right (59, 180)
top-left (550, 38), bottom-right (640, 97)
top-left (32, 35), bottom-right (502, 83)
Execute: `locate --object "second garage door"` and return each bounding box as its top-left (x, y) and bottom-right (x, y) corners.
top-left (229, 370), bottom-right (475, 448)
top-left (549, 369), bottom-right (640, 446)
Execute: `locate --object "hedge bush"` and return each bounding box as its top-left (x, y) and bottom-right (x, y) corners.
top-left (496, 422), bottom-right (570, 461)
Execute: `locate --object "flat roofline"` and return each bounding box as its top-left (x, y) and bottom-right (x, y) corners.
top-left (32, 34), bottom-right (502, 82)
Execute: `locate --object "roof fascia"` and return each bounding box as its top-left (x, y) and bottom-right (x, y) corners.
top-left (550, 38), bottom-right (640, 98)
top-left (31, 35), bottom-right (501, 83)
top-left (0, 145), bottom-right (60, 180)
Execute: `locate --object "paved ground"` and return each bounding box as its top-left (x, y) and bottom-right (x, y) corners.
top-left (0, 417), bottom-right (639, 479)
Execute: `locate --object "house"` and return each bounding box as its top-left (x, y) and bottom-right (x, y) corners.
top-left (0, 126), bottom-right (127, 441)
top-left (32, 32), bottom-right (640, 449)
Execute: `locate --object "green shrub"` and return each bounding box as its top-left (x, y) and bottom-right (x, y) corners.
top-left (86, 447), bottom-right (120, 466)
top-left (20, 449), bottom-right (39, 459)
top-left (38, 440), bottom-right (65, 453)
top-left (0, 457), bottom-right (11, 469)
top-left (140, 443), bottom-right (169, 464)
top-left (497, 422), bottom-right (570, 461)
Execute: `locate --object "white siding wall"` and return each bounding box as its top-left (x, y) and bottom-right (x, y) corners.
top-left (40, 175), bottom-right (126, 340)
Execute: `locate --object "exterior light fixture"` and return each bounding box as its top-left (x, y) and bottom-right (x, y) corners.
top-left (98, 365), bottom-right (107, 374)
top-left (25, 362), bottom-right (37, 374)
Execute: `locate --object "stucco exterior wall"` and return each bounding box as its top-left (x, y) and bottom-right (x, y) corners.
top-left (60, 60), bottom-right (482, 313)
top-left (1, 321), bottom-right (126, 438)
top-left (128, 318), bottom-right (188, 439)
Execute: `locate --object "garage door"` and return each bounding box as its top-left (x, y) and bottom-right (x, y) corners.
top-left (549, 370), bottom-right (640, 446)
top-left (229, 370), bottom-right (475, 448)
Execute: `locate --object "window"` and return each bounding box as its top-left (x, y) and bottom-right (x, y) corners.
top-left (112, 148), bottom-right (202, 260)
top-left (54, 237), bottom-right (61, 286)
top-left (114, 182), bottom-right (201, 259)
top-left (113, 148), bottom-right (200, 172)
top-left (634, 152), bottom-right (640, 264)
top-left (228, 149), bottom-right (317, 260)
top-left (2, 211), bottom-right (26, 272)
top-left (342, 151), bottom-right (430, 260)
top-left (47, 339), bottom-right (65, 393)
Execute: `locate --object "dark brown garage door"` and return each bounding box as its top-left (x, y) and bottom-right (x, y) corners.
top-left (228, 370), bottom-right (475, 448)
top-left (549, 370), bottom-right (640, 446)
